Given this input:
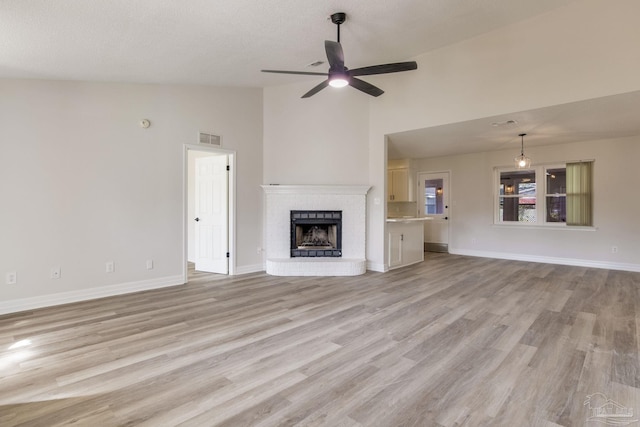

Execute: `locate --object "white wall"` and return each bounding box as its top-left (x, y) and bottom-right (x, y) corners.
top-left (369, 0), bottom-right (640, 136)
top-left (0, 79), bottom-right (263, 313)
top-left (413, 136), bottom-right (640, 270)
top-left (263, 80), bottom-right (370, 185)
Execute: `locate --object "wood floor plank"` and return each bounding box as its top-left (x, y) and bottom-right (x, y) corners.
top-left (1, 254), bottom-right (639, 426)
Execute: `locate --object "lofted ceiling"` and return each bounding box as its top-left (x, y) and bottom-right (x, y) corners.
top-left (1, 0), bottom-right (576, 87)
top-left (4, 0), bottom-right (639, 159)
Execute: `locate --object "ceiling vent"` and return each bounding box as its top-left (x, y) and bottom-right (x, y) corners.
top-left (199, 132), bottom-right (222, 147)
top-left (491, 119), bottom-right (518, 127)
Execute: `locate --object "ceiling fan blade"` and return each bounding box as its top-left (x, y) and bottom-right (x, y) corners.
top-left (349, 61), bottom-right (418, 77)
top-left (262, 69), bottom-right (328, 76)
top-left (349, 77), bottom-right (384, 97)
top-left (301, 80), bottom-right (330, 98)
top-left (324, 40), bottom-right (344, 69)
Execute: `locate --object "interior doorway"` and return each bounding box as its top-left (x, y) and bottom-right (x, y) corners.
top-left (184, 145), bottom-right (236, 280)
top-left (417, 171), bottom-right (450, 252)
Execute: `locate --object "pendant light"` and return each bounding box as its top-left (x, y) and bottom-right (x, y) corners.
top-left (515, 133), bottom-right (531, 169)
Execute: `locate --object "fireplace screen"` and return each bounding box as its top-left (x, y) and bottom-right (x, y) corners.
top-left (290, 211), bottom-right (342, 257)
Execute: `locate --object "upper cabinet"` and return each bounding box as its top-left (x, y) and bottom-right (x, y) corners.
top-left (388, 168), bottom-right (409, 201)
top-left (387, 159), bottom-right (414, 202)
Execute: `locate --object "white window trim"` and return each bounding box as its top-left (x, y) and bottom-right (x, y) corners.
top-left (494, 163), bottom-right (568, 227)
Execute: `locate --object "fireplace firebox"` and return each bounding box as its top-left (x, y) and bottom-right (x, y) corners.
top-left (290, 211), bottom-right (342, 257)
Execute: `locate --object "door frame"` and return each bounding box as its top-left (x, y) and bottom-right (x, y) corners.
top-left (183, 144), bottom-right (236, 282)
top-left (416, 170), bottom-right (452, 252)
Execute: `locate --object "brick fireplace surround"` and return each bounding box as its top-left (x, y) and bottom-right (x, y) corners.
top-left (261, 185), bottom-right (371, 276)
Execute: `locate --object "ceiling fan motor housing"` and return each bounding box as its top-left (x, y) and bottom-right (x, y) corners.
top-left (330, 13), bottom-right (346, 25)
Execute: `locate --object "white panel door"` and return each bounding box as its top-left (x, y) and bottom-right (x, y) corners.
top-left (417, 171), bottom-right (450, 252)
top-left (194, 155), bottom-right (228, 274)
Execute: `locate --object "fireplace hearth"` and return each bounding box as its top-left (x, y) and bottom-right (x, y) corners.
top-left (290, 210), bottom-right (342, 257)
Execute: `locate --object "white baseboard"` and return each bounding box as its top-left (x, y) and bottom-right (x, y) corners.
top-left (0, 275), bottom-right (185, 316)
top-left (450, 248), bottom-right (640, 272)
top-left (234, 264), bottom-right (264, 275)
top-left (367, 261), bottom-right (388, 273)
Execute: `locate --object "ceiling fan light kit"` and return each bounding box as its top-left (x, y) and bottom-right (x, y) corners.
top-left (328, 69), bottom-right (349, 88)
top-left (329, 77), bottom-right (349, 88)
top-left (261, 12), bottom-right (418, 98)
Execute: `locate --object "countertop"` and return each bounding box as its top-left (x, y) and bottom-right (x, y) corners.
top-left (386, 217), bottom-right (434, 223)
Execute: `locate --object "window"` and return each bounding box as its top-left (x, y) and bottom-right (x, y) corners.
top-left (423, 178), bottom-right (444, 215)
top-left (545, 167), bottom-right (566, 223)
top-left (498, 170), bottom-right (537, 223)
top-left (566, 162), bottom-right (593, 226)
top-left (495, 161), bottom-right (592, 227)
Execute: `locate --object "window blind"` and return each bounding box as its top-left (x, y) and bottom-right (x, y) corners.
top-left (566, 161), bottom-right (593, 226)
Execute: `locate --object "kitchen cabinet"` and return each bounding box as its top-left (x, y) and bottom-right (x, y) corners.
top-left (387, 220), bottom-right (425, 269)
top-left (387, 168), bottom-right (409, 201)
top-left (388, 230), bottom-right (403, 268)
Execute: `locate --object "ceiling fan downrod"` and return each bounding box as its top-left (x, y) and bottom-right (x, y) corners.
top-left (331, 12), bottom-right (346, 43)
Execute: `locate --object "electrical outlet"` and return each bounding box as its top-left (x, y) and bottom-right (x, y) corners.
top-left (106, 261), bottom-right (115, 273)
top-left (146, 259), bottom-right (154, 270)
top-left (611, 246), bottom-right (618, 254)
top-left (6, 271), bottom-right (17, 285)
top-left (471, 238), bottom-right (477, 244)
top-left (257, 247), bottom-right (262, 254)
top-left (51, 267), bottom-right (61, 279)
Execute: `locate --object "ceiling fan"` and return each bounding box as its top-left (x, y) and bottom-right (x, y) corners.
top-left (261, 12), bottom-right (418, 98)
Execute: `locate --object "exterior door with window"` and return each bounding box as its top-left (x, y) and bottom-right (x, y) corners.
top-left (194, 155), bottom-right (229, 274)
top-left (418, 171), bottom-right (450, 252)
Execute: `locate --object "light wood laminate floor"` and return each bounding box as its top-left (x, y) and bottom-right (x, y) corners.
top-left (1, 254), bottom-right (639, 426)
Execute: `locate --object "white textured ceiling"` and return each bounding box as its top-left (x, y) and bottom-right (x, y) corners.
top-left (0, 0), bottom-right (575, 87)
top-left (387, 90), bottom-right (640, 160)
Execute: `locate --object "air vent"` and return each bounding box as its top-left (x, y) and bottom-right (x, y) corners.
top-left (307, 60), bottom-right (325, 67)
top-left (491, 120), bottom-right (518, 127)
top-left (199, 132), bottom-right (222, 147)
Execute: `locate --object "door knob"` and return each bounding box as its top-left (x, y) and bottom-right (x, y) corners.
top-left (194, 217), bottom-right (200, 222)
top-left (444, 216), bottom-right (449, 220)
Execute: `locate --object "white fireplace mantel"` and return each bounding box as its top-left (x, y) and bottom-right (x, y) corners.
top-left (261, 185), bottom-right (371, 195)
top-left (262, 184), bottom-right (371, 276)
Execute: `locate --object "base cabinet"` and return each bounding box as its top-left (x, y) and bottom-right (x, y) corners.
top-left (389, 231), bottom-right (404, 268)
top-left (387, 221), bottom-right (424, 270)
